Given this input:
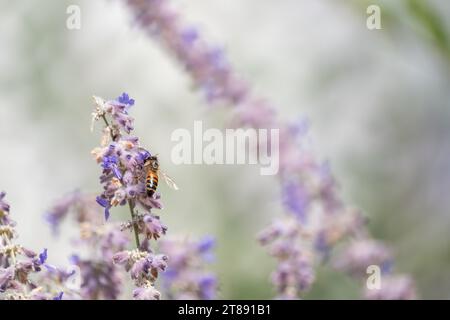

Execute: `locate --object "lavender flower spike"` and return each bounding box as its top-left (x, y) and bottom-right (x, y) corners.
top-left (91, 94), bottom-right (169, 299)
top-left (1, 192), bottom-right (70, 299)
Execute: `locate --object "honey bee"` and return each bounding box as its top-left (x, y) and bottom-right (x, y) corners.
top-left (143, 155), bottom-right (178, 197)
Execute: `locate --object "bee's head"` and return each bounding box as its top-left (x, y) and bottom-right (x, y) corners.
top-left (144, 155), bottom-right (159, 170)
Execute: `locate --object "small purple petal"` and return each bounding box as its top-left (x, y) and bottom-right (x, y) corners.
top-left (181, 27), bottom-right (199, 45)
top-left (39, 248), bottom-right (48, 264)
top-left (96, 196), bottom-right (109, 208)
top-left (112, 166), bottom-right (122, 180)
top-left (197, 236), bottom-right (215, 253)
top-left (282, 180), bottom-right (308, 222)
top-left (69, 254), bottom-right (80, 265)
top-left (104, 207), bottom-right (111, 220)
top-left (53, 292), bottom-right (64, 300)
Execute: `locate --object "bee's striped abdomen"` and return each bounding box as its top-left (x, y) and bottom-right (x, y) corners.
top-left (146, 171), bottom-right (159, 197)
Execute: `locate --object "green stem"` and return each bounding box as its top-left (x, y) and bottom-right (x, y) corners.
top-left (128, 200), bottom-right (141, 248)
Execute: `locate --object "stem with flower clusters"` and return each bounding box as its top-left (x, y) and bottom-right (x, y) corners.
top-left (92, 94), bottom-right (169, 300)
top-left (100, 114), bottom-right (140, 248)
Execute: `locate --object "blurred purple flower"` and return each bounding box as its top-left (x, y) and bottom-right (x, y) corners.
top-left (197, 235), bottom-right (215, 253)
top-left (1, 192), bottom-right (70, 299)
top-left (75, 258), bottom-right (123, 300)
top-left (181, 27), bottom-right (198, 45)
top-left (127, 0), bottom-right (248, 104)
top-left (258, 216), bottom-right (315, 299)
top-left (45, 191), bottom-right (104, 234)
top-left (282, 181), bottom-right (309, 222)
top-left (159, 236), bottom-right (218, 300)
top-left (333, 239), bottom-right (393, 277)
top-left (0, 192), bottom-right (10, 214)
top-left (364, 275), bottom-right (417, 300)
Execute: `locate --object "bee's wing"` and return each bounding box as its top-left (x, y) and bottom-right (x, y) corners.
top-left (161, 170), bottom-right (179, 190)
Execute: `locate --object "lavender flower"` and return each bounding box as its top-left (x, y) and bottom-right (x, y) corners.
top-left (333, 239), bottom-right (393, 277)
top-left (133, 286), bottom-right (161, 300)
top-left (74, 257), bottom-right (123, 300)
top-left (45, 191), bottom-right (104, 234)
top-left (45, 192), bottom-right (130, 299)
top-left (91, 93), bottom-right (169, 299)
top-left (364, 275), bottom-right (417, 300)
top-left (127, 0), bottom-right (248, 105)
top-left (37, 264), bottom-right (82, 300)
top-left (72, 222), bottom-right (129, 300)
top-left (91, 95), bottom-right (163, 222)
top-left (0, 192), bottom-right (69, 300)
top-left (159, 236), bottom-right (218, 300)
top-left (282, 180), bottom-right (309, 222)
top-left (258, 217), bottom-right (314, 299)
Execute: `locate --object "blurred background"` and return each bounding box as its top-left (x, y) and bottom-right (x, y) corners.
top-left (1, 0), bottom-right (449, 299)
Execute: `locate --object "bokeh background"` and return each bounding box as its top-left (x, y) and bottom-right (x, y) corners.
top-left (1, 0), bottom-right (450, 299)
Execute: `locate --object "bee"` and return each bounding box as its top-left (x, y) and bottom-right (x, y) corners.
top-left (143, 155), bottom-right (179, 197)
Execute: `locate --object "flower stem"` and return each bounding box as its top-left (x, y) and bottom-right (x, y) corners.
top-left (3, 236), bottom-right (16, 265)
top-left (128, 200), bottom-right (141, 248)
top-left (101, 114), bottom-right (115, 141)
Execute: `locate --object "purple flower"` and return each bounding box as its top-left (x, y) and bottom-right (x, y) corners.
top-left (76, 259), bottom-right (123, 300)
top-left (160, 236), bottom-right (218, 300)
top-left (117, 92), bottom-right (135, 106)
top-left (96, 196), bottom-right (111, 220)
top-left (282, 180), bottom-right (308, 222)
top-left (1, 192), bottom-right (72, 299)
top-left (39, 248), bottom-right (48, 265)
top-left (91, 96), bottom-right (163, 220)
top-left (127, 0), bottom-right (248, 104)
top-left (181, 27), bottom-right (199, 45)
top-left (0, 267), bottom-right (14, 291)
top-left (113, 249), bottom-right (167, 283)
top-left (102, 155), bottom-right (122, 180)
top-left (112, 251), bottom-right (131, 265)
top-left (258, 216), bottom-right (315, 298)
top-left (53, 292), bottom-right (64, 300)
top-left (138, 150), bottom-right (150, 161)
top-left (42, 264), bottom-right (78, 294)
top-left (133, 286), bottom-right (160, 300)
top-left (198, 274), bottom-right (217, 300)
top-left (364, 275), bottom-right (417, 300)
top-left (91, 94), bottom-right (170, 299)
top-left (333, 239), bottom-right (393, 277)
top-left (0, 191), bottom-right (10, 214)
top-left (141, 214), bottom-right (167, 240)
top-left (197, 236), bottom-right (215, 253)
top-left (69, 254), bottom-right (80, 265)
top-left (45, 191), bottom-right (104, 234)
